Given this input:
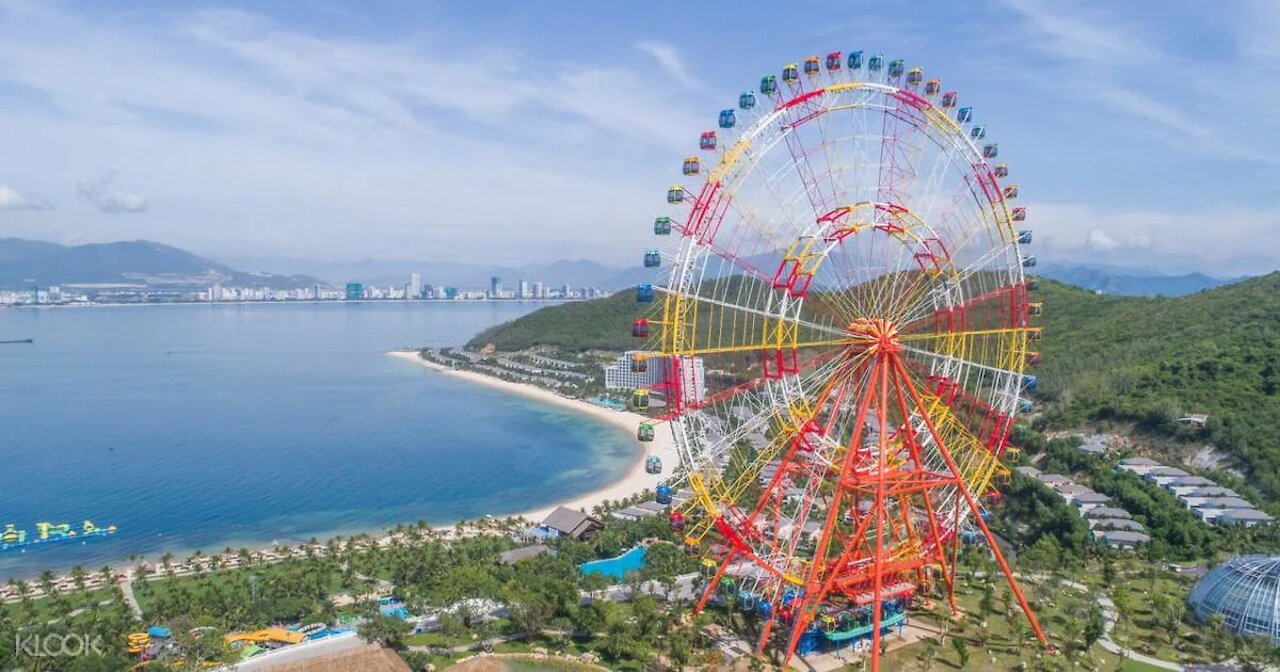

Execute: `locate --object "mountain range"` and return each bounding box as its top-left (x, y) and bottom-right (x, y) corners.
top-left (0, 238), bottom-right (322, 290)
top-left (0, 236), bottom-right (1250, 296)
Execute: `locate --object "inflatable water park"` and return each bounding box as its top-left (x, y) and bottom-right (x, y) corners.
top-left (0, 519), bottom-right (117, 552)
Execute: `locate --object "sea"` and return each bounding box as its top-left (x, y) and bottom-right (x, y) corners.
top-left (0, 301), bottom-right (635, 578)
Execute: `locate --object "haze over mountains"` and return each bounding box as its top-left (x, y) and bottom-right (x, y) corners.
top-left (0, 236), bottom-right (1248, 297)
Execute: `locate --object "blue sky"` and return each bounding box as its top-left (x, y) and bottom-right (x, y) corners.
top-left (0, 0), bottom-right (1277, 274)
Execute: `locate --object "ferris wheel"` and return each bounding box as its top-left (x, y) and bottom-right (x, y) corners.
top-left (633, 51), bottom-right (1047, 667)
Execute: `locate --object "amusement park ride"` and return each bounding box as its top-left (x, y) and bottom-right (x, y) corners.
top-left (631, 51), bottom-right (1044, 668)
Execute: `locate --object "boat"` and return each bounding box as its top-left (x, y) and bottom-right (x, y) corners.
top-left (0, 338), bottom-right (33, 344)
top-left (0, 519), bottom-right (118, 552)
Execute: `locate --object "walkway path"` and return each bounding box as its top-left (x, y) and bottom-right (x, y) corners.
top-left (1057, 577), bottom-right (1182, 671)
top-left (119, 576), bottom-right (144, 620)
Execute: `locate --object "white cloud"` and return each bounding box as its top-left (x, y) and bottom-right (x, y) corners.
top-left (0, 185), bottom-right (54, 211)
top-left (634, 40), bottom-right (697, 89)
top-left (1032, 203), bottom-right (1280, 275)
top-left (77, 171), bottom-right (148, 214)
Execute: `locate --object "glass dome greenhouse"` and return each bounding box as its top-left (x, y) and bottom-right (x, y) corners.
top-left (1187, 555), bottom-right (1280, 641)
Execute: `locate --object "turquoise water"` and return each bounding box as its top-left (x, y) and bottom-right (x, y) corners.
top-left (0, 302), bottom-right (635, 578)
top-left (580, 545), bottom-right (647, 580)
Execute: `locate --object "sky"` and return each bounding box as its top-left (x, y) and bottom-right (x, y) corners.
top-left (0, 0), bottom-right (1277, 274)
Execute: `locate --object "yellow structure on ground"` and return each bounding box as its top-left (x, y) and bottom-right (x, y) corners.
top-left (225, 628), bottom-right (305, 646)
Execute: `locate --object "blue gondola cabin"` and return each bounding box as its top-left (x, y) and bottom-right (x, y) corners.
top-left (655, 484), bottom-right (672, 505)
top-left (1022, 375), bottom-right (1038, 393)
top-left (738, 91), bottom-right (756, 110)
top-left (868, 54), bottom-right (884, 71)
top-left (1021, 255), bottom-right (1037, 268)
top-left (644, 250), bottom-right (662, 268)
top-left (636, 284), bottom-right (654, 303)
top-left (970, 126), bottom-right (986, 140)
top-left (1017, 230), bottom-right (1032, 244)
top-left (847, 51), bottom-right (863, 70)
top-left (718, 109), bottom-right (736, 129)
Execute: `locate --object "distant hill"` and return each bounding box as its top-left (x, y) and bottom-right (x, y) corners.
top-left (1035, 261), bottom-right (1237, 297)
top-left (0, 238), bottom-right (324, 290)
top-left (467, 289), bottom-right (643, 353)
top-left (1035, 273), bottom-right (1280, 497)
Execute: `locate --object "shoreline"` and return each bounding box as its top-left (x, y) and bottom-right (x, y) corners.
top-left (387, 350), bottom-right (678, 523)
top-left (0, 349), bottom-right (676, 590)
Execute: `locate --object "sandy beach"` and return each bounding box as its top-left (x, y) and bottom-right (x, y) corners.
top-left (388, 350), bottom-right (678, 524)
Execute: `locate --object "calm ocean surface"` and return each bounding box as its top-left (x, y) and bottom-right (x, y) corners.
top-left (0, 302), bottom-right (634, 578)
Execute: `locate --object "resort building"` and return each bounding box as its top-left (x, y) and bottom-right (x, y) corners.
top-left (1014, 465), bottom-right (1042, 478)
top-left (1116, 456), bottom-right (1161, 476)
top-left (1094, 530), bottom-right (1151, 549)
top-left (1082, 507), bottom-right (1133, 520)
top-left (1218, 510), bottom-right (1275, 527)
top-left (1036, 473), bottom-right (1073, 487)
top-left (531, 506), bottom-right (602, 542)
top-left (499, 545), bottom-right (550, 565)
top-left (1088, 518), bottom-right (1147, 532)
top-left (603, 351), bottom-right (706, 401)
top-left (1072, 492), bottom-right (1111, 511)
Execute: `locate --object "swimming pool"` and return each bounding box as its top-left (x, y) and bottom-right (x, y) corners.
top-left (579, 545), bottom-right (647, 581)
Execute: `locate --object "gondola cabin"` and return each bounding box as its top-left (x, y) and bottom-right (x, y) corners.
top-left (1028, 302), bottom-right (1043, 316)
top-left (782, 63), bottom-right (799, 84)
top-left (1019, 398), bottom-right (1034, 413)
top-left (700, 131), bottom-right (718, 151)
top-left (682, 155), bottom-right (701, 176)
top-left (637, 422), bottom-right (655, 442)
top-left (1025, 278), bottom-right (1039, 291)
top-left (636, 283), bottom-right (654, 303)
top-left (644, 249), bottom-right (662, 267)
top-left (1021, 255), bottom-right (1037, 268)
top-left (847, 51), bottom-right (863, 70)
top-left (941, 91), bottom-right (957, 108)
top-left (924, 78), bottom-right (941, 95)
top-left (655, 484), bottom-right (672, 505)
top-left (1003, 184), bottom-right (1019, 199)
top-left (645, 455), bottom-right (663, 474)
top-left (632, 318), bottom-right (650, 338)
top-left (630, 354), bottom-right (648, 373)
top-left (1029, 327), bottom-right (1042, 341)
top-left (718, 109), bottom-right (736, 129)
top-left (994, 163), bottom-right (1010, 178)
top-left (669, 511), bottom-right (685, 531)
top-left (970, 125), bottom-right (987, 140)
top-left (1012, 206), bottom-right (1027, 221)
top-left (907, 67), bottom-right (923, 85)
top-left (631, 388), bottom-right (650, 409)
top-left (888, 59), bottom-right (905, 77)
top-left (1026, 351), bottom-right (1042, 365)
top-left (738, 90), bottom-right (756, 110)
top-left (654, 216), bottom-right (672, 235)
top-left (1017, 230), bottom-right (1033, 245)
top-left (868, 54), bottom-right (884, 72)
top-left (803, 56), bottom-right (821, 77)
top-left (956, 106), bottom-right (973, 123)
top-left (983, 143), bottom-right (998, 158)
top-left (825, 51), bottom-right (842, 72)
top-left (667, 186), bottom-right (684, 203)
top-left (1022, 375), bottom-right (1038, 393)
top-left (760, 74), bottom-right (778, 95)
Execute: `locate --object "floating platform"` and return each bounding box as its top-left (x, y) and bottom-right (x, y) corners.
top-left (0, 520), bottom-right (118, 552)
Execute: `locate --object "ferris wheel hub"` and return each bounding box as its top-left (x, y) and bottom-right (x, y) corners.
top-left (845, 318), bottom-right (900, 354)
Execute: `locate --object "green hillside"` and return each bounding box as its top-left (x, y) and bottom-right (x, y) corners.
top-left (467, 289), bottom-right (640, 352)
top-left (1034, 273), bottom-right (1280, 495)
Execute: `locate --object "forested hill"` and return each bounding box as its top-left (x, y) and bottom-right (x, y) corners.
top-left (1035, 273), bottom-right (1280, 496)
top-left (467, 289), bottom-right (638, 352)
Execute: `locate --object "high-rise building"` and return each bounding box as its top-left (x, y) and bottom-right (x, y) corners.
top-left (209, 283), bottom-right (222, 302)
top-left (603, 352), bottom-right (706, 401)
top-left (519, 279), bottom-right (531, 299)
top-left (409, 273), bottom-right (421, 299)
top-left (345, 282), bottom-right (364, 300)
top-left (532, 281), bottom-right (544, 299)
top-left (490, 276), bottom-right (503, 299)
